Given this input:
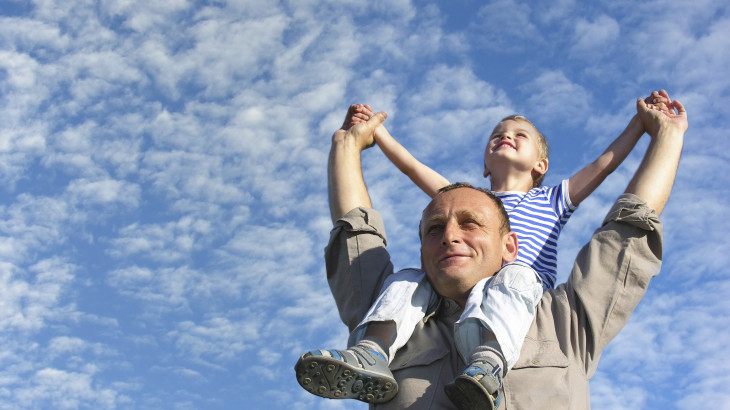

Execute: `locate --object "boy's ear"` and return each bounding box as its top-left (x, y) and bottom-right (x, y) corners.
top-left (483, 162), bottom-right (491, 178)
top-left (532, 157), bottom-right (548, 176)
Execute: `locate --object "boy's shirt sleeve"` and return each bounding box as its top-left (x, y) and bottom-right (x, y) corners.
top-left (552, 179), bottom-right (577, 218)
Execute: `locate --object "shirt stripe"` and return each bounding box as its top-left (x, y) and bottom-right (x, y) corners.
top-left (494, 179), bottom-right (576, 289)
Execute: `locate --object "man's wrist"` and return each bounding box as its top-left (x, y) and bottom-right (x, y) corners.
top-left (654, 127), bottom-right (685, 142)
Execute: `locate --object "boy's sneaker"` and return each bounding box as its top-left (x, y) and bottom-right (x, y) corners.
top-left (294, 345), bottom-right (398, 403)
top-left (444, 357), bottom-right (503, 410)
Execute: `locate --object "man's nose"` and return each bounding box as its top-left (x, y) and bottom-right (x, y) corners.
top-left (441, 221), bottom-right (461, 245)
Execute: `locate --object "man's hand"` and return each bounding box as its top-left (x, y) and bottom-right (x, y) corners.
top-left (328, 105), bottom-right (388, 222)
top-left (637, 89), bottom-right (688, 138)
top-left (627, 89), bottom-right (687, 216)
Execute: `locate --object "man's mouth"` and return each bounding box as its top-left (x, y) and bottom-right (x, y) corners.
top-left (439, 253), bottom-right (468, 264)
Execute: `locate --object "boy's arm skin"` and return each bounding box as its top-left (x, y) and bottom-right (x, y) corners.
top-left (567, 91), bottom-right (677, 206)
top-left (350, 104), bottom-right (449, 198)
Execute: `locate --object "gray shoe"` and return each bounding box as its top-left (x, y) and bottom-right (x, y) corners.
top-left (294, 345), bottom-right (398, 403)
top-left (444, 358), bottom-right (503, 410)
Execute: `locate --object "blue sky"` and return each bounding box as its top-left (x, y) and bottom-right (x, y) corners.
top-left (0, 0), bottom-right (728, 409)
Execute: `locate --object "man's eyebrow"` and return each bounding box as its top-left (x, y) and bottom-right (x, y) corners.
top-left (423, 210), bottom-right (487, 226)
top-left (422, 214), bottom-right (446, 227)
top-left (455, 209), bottom-right (486, 223)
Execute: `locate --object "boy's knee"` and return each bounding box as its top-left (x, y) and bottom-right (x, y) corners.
top-left (492, 263), bottom-right (542, 293)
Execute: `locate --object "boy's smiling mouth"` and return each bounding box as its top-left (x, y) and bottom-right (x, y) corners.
top-left (495, 141), bottom-right (516, 150)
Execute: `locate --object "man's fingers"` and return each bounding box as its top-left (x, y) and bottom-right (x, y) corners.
top-left (673, 99), bottom-right (686, 115)
top-left (342, 104), bottom-right (359, 129)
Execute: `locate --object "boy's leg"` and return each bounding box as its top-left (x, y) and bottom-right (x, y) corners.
top-left (294, 268), bottom-right (436, 404)
top-left (446, 263), bottom-right (543, 410)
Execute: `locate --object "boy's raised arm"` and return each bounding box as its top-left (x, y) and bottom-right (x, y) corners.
top-left (565, 92), bottom-right (672, 206)
top-left (349, 104), bottom-right (449, 198)
top-left (374, 124), bottom-right (450, 198)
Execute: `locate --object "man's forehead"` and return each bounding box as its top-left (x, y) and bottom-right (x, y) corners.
top-left (422, 188), bottom-right (496, 219)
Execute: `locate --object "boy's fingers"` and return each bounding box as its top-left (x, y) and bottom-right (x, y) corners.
top-left (366, 111), bottom-right (388, 128)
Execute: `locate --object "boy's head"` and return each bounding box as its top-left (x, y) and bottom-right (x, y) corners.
top-left (483, 115), bottom-right (550, 188)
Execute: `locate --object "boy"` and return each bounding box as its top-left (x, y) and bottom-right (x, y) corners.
top-left (296, 94), bottom-right (662, 409)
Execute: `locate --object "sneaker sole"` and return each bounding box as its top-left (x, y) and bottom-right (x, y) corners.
top-left (294, 353), bottom-right (398, 403)
top-left (444, 375), bottom-right (497, 410)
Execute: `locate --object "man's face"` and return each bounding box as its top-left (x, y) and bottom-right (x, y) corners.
top-left (420, 188), bottom-right (517, 305)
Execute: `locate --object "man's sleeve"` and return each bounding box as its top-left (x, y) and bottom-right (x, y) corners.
top-left (566, 193), bottom-right (663, 376)
top-left (325, 207), bottom-right (395, 332)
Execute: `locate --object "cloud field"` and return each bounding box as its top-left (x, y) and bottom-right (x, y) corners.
top-left (0, 0), bottom-right (728, 409)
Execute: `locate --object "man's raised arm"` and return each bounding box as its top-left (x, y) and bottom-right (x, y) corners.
top-left (625, 90), bottom-right (688, 215)
top-left (328, 105), bottom-right (388, 223)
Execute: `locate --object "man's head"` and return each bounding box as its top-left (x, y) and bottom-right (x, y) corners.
top-left (419, 183), bottom-right (518, 306)
top-left (483, 115), bottom-right (550, 188)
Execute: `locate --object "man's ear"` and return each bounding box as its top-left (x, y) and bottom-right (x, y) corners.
top-left (501, 232), bottom-right (519, 263)
top-left (532, 157), bottom-right (548, 177)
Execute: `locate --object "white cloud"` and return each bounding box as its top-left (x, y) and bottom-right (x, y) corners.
top-left (16, 367), bottom-right (119, 409)
top-left (475, 0), bottom-right (540, 47)
top-left (521, 70), bottom-right (591, 126)
top-left (571, 15), bottom-right (620, 56)
top-left (169, 316), bottom-right (259, 362)
top-left (107, 265), bottom-right (204, 309)
top-left (66, 178), bottom-right (140, 208)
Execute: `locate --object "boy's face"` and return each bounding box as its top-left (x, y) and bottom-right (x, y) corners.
top-left (483, 119), bottom-right (547, 180)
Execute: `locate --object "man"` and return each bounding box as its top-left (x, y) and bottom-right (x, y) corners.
top-left (318, 91), bottom-right (686, 409)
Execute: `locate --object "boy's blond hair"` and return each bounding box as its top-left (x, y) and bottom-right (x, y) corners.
top-left (497, 115), bottom-right (550, 188)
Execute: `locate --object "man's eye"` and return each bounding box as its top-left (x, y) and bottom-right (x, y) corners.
top-left (427, 225), bottom-right (443, 235)
top-left (462, 220), bottom-right (479, 228)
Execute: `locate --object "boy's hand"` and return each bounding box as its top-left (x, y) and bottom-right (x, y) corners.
top-left (345, 104), bottom-right (388, 142)
top-left (643, 90), bottom-right (671, 114)
top-left (333, 105), bottom-right (387, 151)
top-left (342, 104), bottom-right (374, 129)
top-left (637, 90), bottom-right (688, 138)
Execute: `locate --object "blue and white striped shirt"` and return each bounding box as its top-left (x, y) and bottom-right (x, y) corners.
top-left (494, 179), bottom-right (576, 289)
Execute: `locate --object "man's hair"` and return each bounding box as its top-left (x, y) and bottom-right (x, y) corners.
top-left (497, 115), bottom-right (550, 188)
top-left (419, 182), bottom-right (511, 239)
